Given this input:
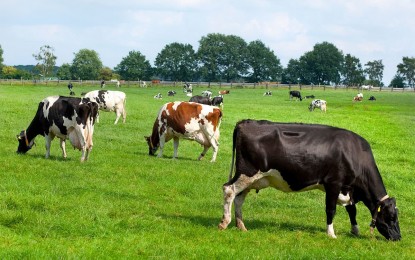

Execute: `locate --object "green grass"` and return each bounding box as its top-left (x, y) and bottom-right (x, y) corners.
top-left (0, 83), bottom-right (414, 258)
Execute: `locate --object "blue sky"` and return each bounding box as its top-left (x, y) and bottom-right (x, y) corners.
top-left (1, 0), bottom-right (414, 84)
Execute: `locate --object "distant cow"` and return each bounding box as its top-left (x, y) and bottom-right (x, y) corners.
top-left (145, 101), bottom-right (222, 162)
top-left (305, 95), bottom-right (315, 99)
top-left (369, 96), bottom-right (376, 101)
top-left (167, 90), bottom-right (176, 96)
top-left (309, 99), bottom-right (327, 112)
top-left (357, 93), bottom-right (363, 98)
top-left (84, 90), bottom-right (127, 124)
top-left (211, 95), bottom-right (224, 109)
top-left (353, 96), bottom-right (363, 102)
top-left (219, 90), bottom-right (230, 95)
top-left (183, 83), bottom-right (193, 93)
top-left (218, 120), bottom-right (401, 241)
top-left (201, 90), bottom-right (213, 99)
top-left (263, 91), bottom-right (272, 96)
top-left (16, 96), bottom-right (98, 162)
top-left (289, 90), bottom-right (302, 101)
top-left (189, 95), bottom-right (212, 105)
top-left (154, 93), bottom-right (163, 99)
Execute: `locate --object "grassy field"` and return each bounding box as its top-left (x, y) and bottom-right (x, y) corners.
top-left (0, 83), bottom-right (414, 258)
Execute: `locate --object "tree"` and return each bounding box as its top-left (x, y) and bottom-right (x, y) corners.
top-left (0, 44), bottom-right (4, 70)
top-left (389, 74), bottom-right (405, 88)
top-left (364, 60), bottom-right (384, 87)
top-left (342, 54), bottom-right (365, 86)
top-left (397, 57), bottom-right (415, 88)
top-left (56, 63), bottom-right (72, 80)
top-left (99, 67), bottom-right (113, 81)
top-left (282, 59), bottom-right (302, 84)
top-left (299, 42), bottom-right (344, 85)
top-left (246, 40), bottom-right (282, 82)
top-left (114, 50), bottom-right (152, 81)
top-left (155, 42), bottom-right (197, 81)
top-left (32, 45), bottom-right (57, 78)
top-left (70, 49), bottom-right (103, 80)
top-left (2, 66), bottom-right (18, 79)
top-left (197, 33), bottom-right (248, 83)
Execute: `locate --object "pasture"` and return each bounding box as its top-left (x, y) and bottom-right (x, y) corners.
top-left (0, 84), bottom-right (414, 258)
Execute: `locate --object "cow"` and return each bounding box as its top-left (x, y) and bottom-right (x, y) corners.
top-left (145, 101), bottom-right (222, 162)
top-left (211, 95), bottom-right (224, 109)
top-left (353, 96), bottom-right (363, 102)
top-left (154, 93), bottom-right (163, 99)
top-left (289, 90), bottom-right (302, 101)
top-left (183, 83), bottom-right (193, 94)
top-left (369, 96), bottom-right (376, 101)
top-left (84, 90), bottom-right (127, 124)
top-left (189, 95), bottom-right (212, 105)
top-left (305, 95), bottom-right (315, 99)
top-left (357, 93), bottom-right (364, 98)
top-left (16, 96), bottom-right (98, 162)
top-left (201, 90), bottom-right (213, 99)
top-left (309, 99), bottom-right (327, 112)
top-left (219, 90), bottom-right (230, 95)
top-left (263, 91), bottom-right (272, 96)
top-left (167, 90), bottom-right (176, 96)
top-left (218, 119), bottom-right (401, 241)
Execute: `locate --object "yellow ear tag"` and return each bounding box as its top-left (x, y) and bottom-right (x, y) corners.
top-left (378, 206), bottom-right (381, 212)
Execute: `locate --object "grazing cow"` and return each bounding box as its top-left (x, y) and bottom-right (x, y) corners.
top-left (219, 90), bottom-right (230, 95)
top-left (69, 91), bottom-right (76, 96)
top-left (369, 96), bottom-right (376, 101)
top-left (305, 95), bottom-right (315, 99)
top-left (219, 120), bottom-right (401, 241)
top-left (167, 90), bottom-right (176, 96)
top-left (353, 96), bottom-right (363, 102)
top-left (357, 93), bottom-right (363, 98)
top-left (289, 90), bottom-right (302, 101)
top-left (211, 95), bottom-right (224, 109)
top-left (154, 93), bottom-right (163, 99)
top-left (263, 91), bottom-right (272, 96)
top-left (201, 90), bottom-right (213, 99)
top-left (189, 95), bottom-right (212, 105)
top-left (84, 90), bottom-right (127, 124)
top-left (183, 83), bottom-right (193, 94)
top-left (145, 101), bottom-right (222, 162)
top-left (309, 99), bottom-right (327, 112)
top-left (16, 96), bottom-right (98, 162)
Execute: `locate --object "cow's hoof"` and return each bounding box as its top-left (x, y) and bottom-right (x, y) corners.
top-left (351, 225), bottom-right (359, 236)
top-left (218, 222), bottom-right (228, 230)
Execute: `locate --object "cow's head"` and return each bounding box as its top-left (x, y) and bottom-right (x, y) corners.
top-left (16, 130), bottom-right (34, 154)
top-left (374, 197), bottom-right (401, 241)
top-left (145, 136), bottom-right (158, 155)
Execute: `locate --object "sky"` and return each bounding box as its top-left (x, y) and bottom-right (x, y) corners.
top-left (1, 0), bottom-right (414, 84)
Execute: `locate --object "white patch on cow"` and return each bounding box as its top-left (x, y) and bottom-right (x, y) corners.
top-left (172, 101), bottom-right (181, 110)
top-left (84, 90), bottom-right (126, 124)
top-left (327, 223), bottom-right (337, 238)
top-left (42, 96), bottom-right (60, 119)
top-left (337, 192), bottom-right (352, 206)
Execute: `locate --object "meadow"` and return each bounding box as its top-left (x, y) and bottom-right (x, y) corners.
top-left (0, 83), bottom-right (414, 258)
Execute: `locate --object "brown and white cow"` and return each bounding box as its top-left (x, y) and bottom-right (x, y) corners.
top-left (16, 96), bottom-right (98, 162)
top-left (145, 101), bottom-right (222, 162)
top-left (219, 119), bottom-right (401, 241)
top-left (84, 90), bottom-right (126, 124)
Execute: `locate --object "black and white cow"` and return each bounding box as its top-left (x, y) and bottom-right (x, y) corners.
top-left (84, 90), bottom-right (127, 124)
top-left (369, 96), bottom-right (376, 101)
top-left (211, 95), bottom-right (224, 109)
top-left (183, 83), bottom-right (193, 94)
top-left (309, 99), bottom-right (327, 112)
top-left (219, 120), bottom-right (401, 241)
top-left (289, 90), bottom-right (302, 101)
top-left (201, 90), bottom-right (213, 99)
top-left (16, 96), bottom-right (99, 162)
top-left (168, 90), bottom-right (177, 96)
top-left (189, 95), bottom-right (212, 105)
top-left (263, 91), bottom-right (272, 96)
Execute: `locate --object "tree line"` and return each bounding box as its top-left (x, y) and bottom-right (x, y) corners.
top-left (0, 33), bottom-right (414, 87)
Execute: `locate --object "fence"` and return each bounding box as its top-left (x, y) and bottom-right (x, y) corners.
top-left (0, 79), bottom-right (414, 92)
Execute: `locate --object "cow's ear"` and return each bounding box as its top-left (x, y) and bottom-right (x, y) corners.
top-left (16, 134), bottom-right (21, 140)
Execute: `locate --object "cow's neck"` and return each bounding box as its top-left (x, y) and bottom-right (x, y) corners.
top-left (25, 115), bottom-right (43, 143)
top-left (150, 121), bottom-right (160, 148)
top-left (356, 169), bottom-right (388, 213)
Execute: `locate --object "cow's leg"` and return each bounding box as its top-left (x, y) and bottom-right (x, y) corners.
top-left (122, 107), bottom-right (126, 123)
top-left (234, 189), bottom-right (250, 231)
top-left (59, 139), bottom-right (67, 159)
top-left (324, 185), bottom-right (341, 238)
top-left (114, 109), bottom-right (121, 124)
top-left (218, 184), bottom-right (236, 230)
top-left (45, 134), bottom-right (54, 159)
top-left (172, 137), bottom-right (179, 159)
top-left (157, 134), bottom-right (166, 158)
top-left (208, 132), bottom-right (220, 163)
top-left (198, 146), bottom-right (209, 161)
top-left (346, 204), bottom-right (359, 236)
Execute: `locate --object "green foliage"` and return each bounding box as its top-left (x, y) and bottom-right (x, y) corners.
top-left (32, 45), bottom-right (57, 78)
top-left (70, 49), bottom-right (103, 80)
top-left (0, 84), bottom-right (414, 258)
top-left (155, 42), bottom-right (197, 81)
top-left (56, 63), bottom-right (71, 80)
top-left (99, 67), bottom-right (113, 81)
top-left (390, 74), bottom-right (405, 88)
top-left (397, 56), bottom-right (415, 87)
top-left (0, 44), bottom-right (3, 69)
top-left (246, 40), bottom-right (283, 82)
top-left (342, 54), bottom-right (365, 86)
top-left (365, 60), bottom-right (384, 87)
top-left (114, 50), bottom-right (152, 81)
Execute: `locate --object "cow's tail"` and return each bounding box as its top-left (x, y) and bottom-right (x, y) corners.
top-left (228, 124), bottom-right (238, 181)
